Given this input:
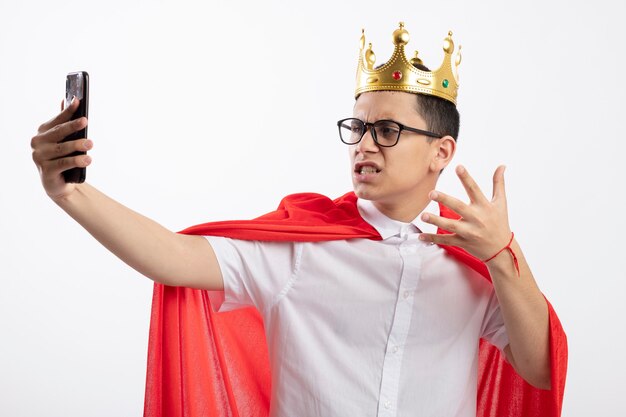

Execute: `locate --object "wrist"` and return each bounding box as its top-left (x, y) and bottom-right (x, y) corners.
top-left (485, 245), bottom-right (516, 273)
top-left (51, 183), bottom-right (88, 208)
top-left (483, 232), bottom-right (520, 276)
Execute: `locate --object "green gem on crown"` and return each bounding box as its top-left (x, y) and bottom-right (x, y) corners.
top-left (442, 79), bottom-right (449, 88)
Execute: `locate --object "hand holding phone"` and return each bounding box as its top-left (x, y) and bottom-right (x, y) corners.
top-left (61, 71), bottom-right (89, 183)
top-left (31, 72), bottom-right (92, 201)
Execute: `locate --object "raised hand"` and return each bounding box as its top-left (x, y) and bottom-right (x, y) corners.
top-left (31, 98), bottom-right (93, 201)
top-left (418, 165), bottom-right (512, 262)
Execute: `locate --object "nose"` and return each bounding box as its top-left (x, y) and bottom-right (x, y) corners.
top-left (355, 126), bottom-right (380, 153)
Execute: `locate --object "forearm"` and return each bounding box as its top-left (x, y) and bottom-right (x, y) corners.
top-left (32, 102), bottom-right (219, 289)
top-left (487, 239), bottom-right (551, 389)
top-left (53, 182), bottom-right (194, 285)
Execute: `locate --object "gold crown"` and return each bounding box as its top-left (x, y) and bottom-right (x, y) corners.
top-left (355, 22), bottom-right (462, 105)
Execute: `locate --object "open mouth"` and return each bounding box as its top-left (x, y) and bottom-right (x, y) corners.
top-left (355, 166), bottom-right (381, 175)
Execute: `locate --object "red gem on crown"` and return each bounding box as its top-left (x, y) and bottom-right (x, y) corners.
top-left (392, 71), bottom-right (402, 80)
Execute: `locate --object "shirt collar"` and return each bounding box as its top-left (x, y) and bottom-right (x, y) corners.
top-left (356, 198), bottom-right (438, 239)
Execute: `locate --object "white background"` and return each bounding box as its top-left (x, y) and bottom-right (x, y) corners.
top-left (1, 0), bottom-right (625, 415)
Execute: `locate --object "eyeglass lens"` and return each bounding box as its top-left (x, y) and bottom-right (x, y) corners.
top-left (339, 119), bottom-right (401, 147)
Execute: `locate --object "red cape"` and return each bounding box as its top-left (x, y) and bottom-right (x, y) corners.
top-left (143, 192), bottom-right (567, 417)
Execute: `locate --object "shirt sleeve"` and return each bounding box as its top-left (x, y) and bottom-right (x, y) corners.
top-left (203, 236), bottom-right (302, 314)
top-left (480, 289), bottom-right (510, 353)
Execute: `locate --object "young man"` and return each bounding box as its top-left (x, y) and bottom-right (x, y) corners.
top-left (31, 23), bottom-right (565, 417)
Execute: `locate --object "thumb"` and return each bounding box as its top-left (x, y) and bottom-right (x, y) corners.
top-left (492, 165), bottom-right (507, 201)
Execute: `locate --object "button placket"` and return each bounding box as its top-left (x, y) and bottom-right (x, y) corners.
top-left (376, 241), bottom-right (423, 417)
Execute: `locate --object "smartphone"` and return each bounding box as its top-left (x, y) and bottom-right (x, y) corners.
top-left (62, 71), bottom-right (89, 183)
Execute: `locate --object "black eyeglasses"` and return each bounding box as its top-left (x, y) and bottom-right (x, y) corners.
top-left (337, 118), bottom-right (441, 147)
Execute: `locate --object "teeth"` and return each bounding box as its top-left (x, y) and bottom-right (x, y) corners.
top-left (359, 166), bottom-right (378, 174)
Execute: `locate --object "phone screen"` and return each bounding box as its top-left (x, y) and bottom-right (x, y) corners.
top-left (65, 71), bottom-right (87, 108)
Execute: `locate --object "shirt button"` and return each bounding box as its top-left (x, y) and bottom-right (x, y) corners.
top-left (384, 400), bottom-right (391, 409)
top-left (403, 290), bottom-right (411, 299)
top-left (392, 345), bottom-right (399, 353)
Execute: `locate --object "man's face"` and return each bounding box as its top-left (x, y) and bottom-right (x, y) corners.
top-left (349, 91), bottom-right (445, 207)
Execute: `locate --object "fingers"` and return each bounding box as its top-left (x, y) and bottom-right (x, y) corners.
top-left (418, 232), bottom-right (459, 246)
top-left (32, 138), bottom-right (93, 164)
top-left (31, 116), bottom-right (87, 149)
top-left (429, 190), bottom-right (469, 218)
top-left (420, 212), bottom-right (464, 234)
top-left (32, 99), bottom-right (91, 198)
top-left (492, 165), bottom-right (507, 201)
top-left (456, 165), bottom-right (488, 204)
top-left (42, 153), bottom-right (92, 176)
top-left (38, 97), bottom-right (80, 134)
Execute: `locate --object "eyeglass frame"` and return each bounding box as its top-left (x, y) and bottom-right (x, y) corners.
top-left (336, 117), bottom-right (442, 147)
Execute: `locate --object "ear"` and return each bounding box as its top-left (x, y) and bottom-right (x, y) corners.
top-left (430, 135), bottom-right (456, 173)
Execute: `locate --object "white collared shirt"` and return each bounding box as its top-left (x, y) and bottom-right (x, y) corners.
top-left (205, 198), bottom-right (509, 417)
